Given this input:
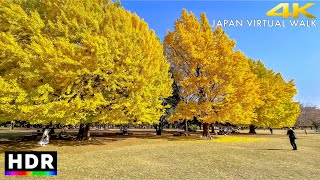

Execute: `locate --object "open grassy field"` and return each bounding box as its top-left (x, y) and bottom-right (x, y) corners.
top-left (0, 129), bottom-right (319, 180)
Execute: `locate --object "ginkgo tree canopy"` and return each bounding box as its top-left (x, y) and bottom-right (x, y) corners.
top-left (249, 60), bottom-right (300, 128)
top-left (0, 0), bottom-right (172, 125)
top-left (164, 10), bottom-right (261, 126)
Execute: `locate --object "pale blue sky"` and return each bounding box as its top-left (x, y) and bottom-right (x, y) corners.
top-left (121, 0), bottom-right (320, 107)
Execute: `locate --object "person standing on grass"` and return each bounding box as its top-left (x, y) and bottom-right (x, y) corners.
top-left (287, 128), bottom-right (297, 150)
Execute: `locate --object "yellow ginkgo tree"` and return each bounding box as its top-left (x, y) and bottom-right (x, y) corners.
top-left (249, 60), bottom-right (300, 133)
top-left (0, 0), bottom-right (172, 139)
top-left (164, 10), bottom-right (261, 138)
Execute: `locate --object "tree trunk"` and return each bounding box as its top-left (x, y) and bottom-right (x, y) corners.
top-left (156, 127), bottom-right (162, 135)
top-left (211, 123), bottom-right (215, 134)
top-left (202, 123), bottom-right (211, 137)
top-left (154, 125), bottom-right (162, 135)
top-left (249, 125), bottom-right (256, 134)
top-left (184, 119), bottom-right (188, 132)
top-left (76, 123), bottom-right (90, 140)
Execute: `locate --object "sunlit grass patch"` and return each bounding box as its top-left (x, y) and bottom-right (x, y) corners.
top-left (212, 136), bottom-right (267, 143)
top-left (179, 135), bottom-right (267, 143)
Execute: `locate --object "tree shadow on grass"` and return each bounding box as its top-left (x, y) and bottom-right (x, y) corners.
top-left (0, 140), bottom-right (39, 153)
top-left (0, 137), bottom-right (119, 154)
top-left (49, 138), bottom-right (114, 147)
top-left (92, 132), bottom-right (202, 142)
top-left (0, 139), bottom-right (120, 153)
top-left (0, 130), bottom-right (271, 154)
top-left (0, 133), bottom-right (184, 154)
top-left (0, 129), bottom-right (191, 154)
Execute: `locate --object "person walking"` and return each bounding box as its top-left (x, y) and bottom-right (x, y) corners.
top-left (287, 128), bottom-right (297, 150)
top-left (269, 127), bottom-right (273, 135)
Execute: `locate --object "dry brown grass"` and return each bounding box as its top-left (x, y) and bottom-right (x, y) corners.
top-left (0, 129), bottom-right (319, 180)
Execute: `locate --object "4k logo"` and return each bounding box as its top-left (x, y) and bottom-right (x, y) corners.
top-left (267, 3), bottom-right (316, 18)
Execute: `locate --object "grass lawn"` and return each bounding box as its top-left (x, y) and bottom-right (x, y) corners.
top-left (0, 129), bottom-right (319, 179)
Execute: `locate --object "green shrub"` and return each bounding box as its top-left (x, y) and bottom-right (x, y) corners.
top-left (188, 124), bottom-right (199, 132)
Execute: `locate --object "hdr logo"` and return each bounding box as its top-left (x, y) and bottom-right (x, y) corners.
top-left (5, 151), bottom-right (57, 176)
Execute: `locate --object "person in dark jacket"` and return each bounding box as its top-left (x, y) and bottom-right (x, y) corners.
top-left (287, 128), bottom-right (297, 150)
top-left (269, 127), bottom-right (273, 135)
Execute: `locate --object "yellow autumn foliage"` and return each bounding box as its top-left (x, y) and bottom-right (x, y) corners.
top-left (0, 0), bottom-right (172, 124)
top-left (249, 60), bottom-right (300, 128)
top-left (164, 10), bottom-right (261, 125)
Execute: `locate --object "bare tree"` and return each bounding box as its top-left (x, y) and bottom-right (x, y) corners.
top-left (296, 105), bottom-right (320, 131)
